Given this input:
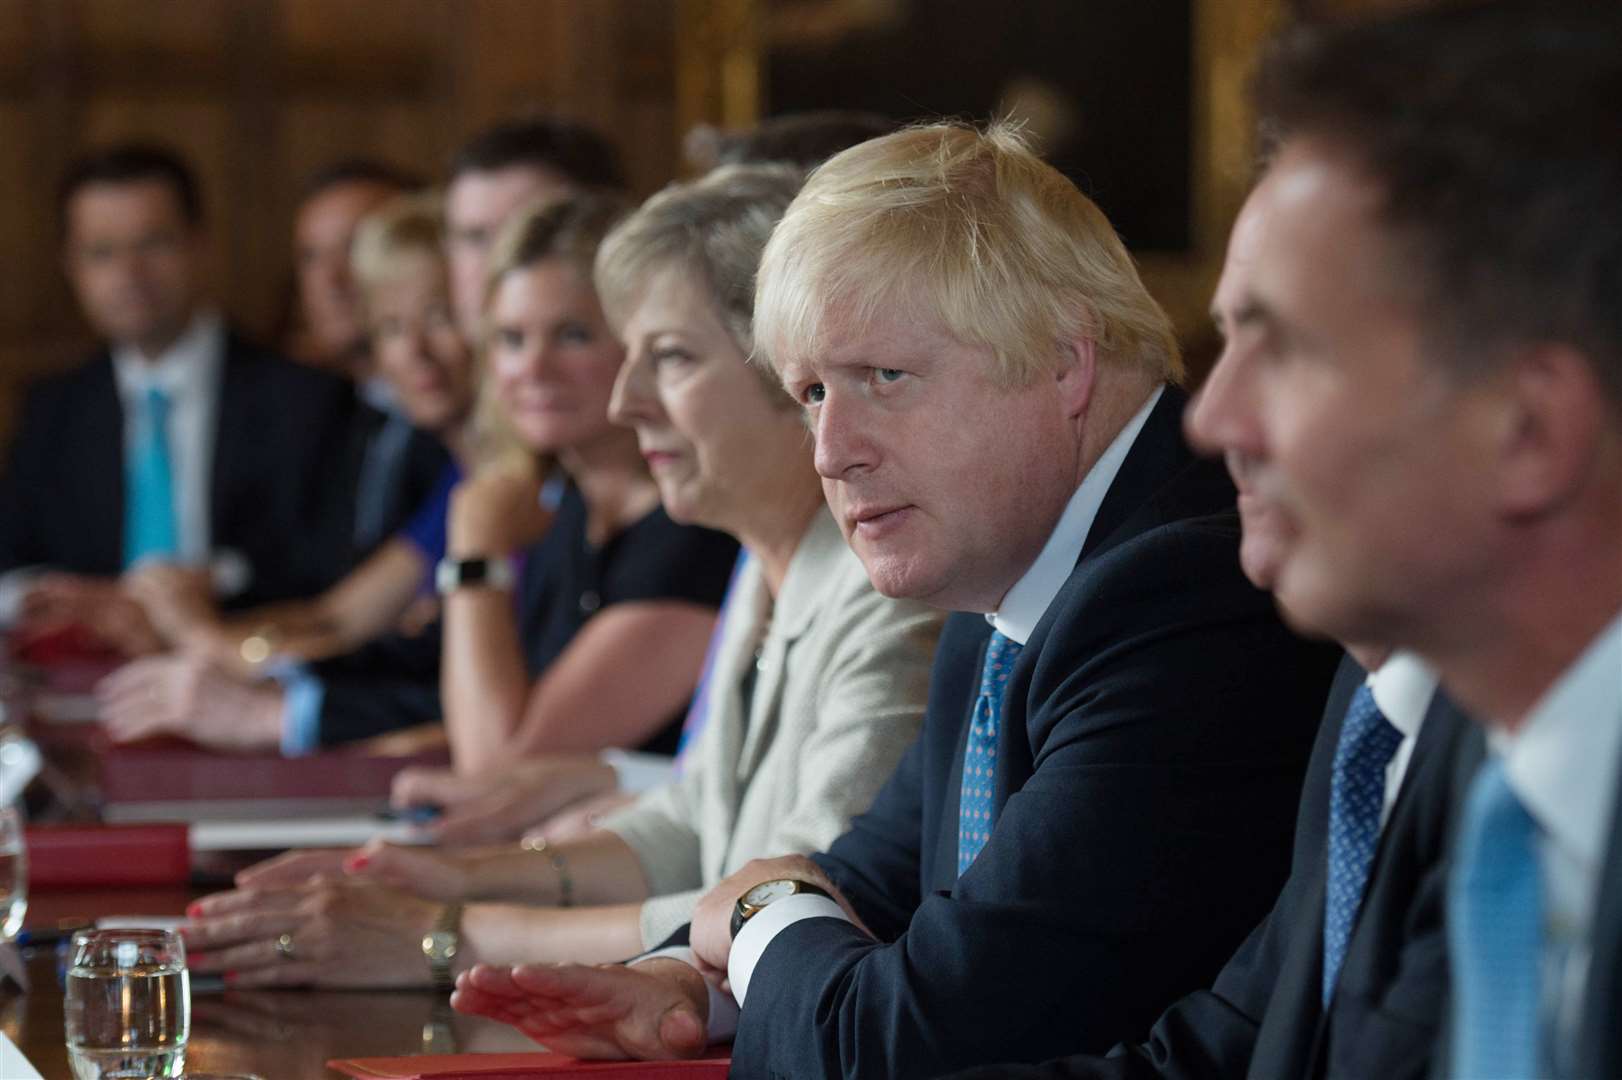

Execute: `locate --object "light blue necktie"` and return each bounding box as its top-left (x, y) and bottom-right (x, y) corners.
top-left (123, 386), bottom-right (179, 566)
top-left (1448, 757), bottom-right (1545, 1080)
top-left (957, 630), bottom-right (1022, 876)
top-left (1322, 684), bottom-right (1404, 1004)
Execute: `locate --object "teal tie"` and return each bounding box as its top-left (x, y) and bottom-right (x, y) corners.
top-left (123, 386), bottom-right (179, 566)
top-left (1448, 757), bottom-right (1545, 1080)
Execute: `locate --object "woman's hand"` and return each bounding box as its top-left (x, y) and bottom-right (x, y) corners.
top-left (184, 878), bottom-right (447, 989)
top-left (236, 839), bottom-right (474, 902)
top-left (392, 758), bottom-right (620, 846)
top-left (447, 459), bottom-right (553, 558)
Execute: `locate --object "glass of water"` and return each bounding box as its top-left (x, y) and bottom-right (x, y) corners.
top-left (0, 805), bottom-right (25, 941)
top-left (64, 928), bottom-right (191, 1080)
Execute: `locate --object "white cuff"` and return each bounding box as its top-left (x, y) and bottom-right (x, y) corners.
top-left (600, 749), bottom-right (677, 795)
top-left (727, 893), bottom-right (849, 1006)
top-left (629, 946), bottom-right (738, 1043)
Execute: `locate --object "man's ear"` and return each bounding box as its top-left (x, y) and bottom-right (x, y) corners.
top-left (1055, 335), bottom-right (1097, 421)
top-left (1492, 344), bottom-right (1607, 521)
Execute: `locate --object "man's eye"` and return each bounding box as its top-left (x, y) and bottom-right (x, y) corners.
top-left (876, 368), bottom-right (905, 383)
top-left (802, 384), bottom-right (826, 405)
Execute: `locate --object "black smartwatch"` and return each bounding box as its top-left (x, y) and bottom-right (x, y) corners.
top-left (730, 878), bottom-right (831, 939)
top-left (435, 556), bottom-right (514, 595)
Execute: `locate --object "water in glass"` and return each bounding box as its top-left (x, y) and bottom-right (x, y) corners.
top-left (65, 930), bottom-right (190, 1080)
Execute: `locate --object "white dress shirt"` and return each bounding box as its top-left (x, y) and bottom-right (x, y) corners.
top-left (111, 310), bottom-right (225, 565)
top-left (1487, 610), bottom-right (1622, 1071)
top-left (704, 385), bottom-right (1166, 1021)
top-left (1367, 651), bottom-right (1437, 824)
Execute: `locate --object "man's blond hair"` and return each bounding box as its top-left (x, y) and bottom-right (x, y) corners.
top-left (753, 121), bottom-right (1182, 387)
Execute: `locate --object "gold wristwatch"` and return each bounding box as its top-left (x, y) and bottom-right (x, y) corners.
top-left (730, 879), bottom-right (830, 939)
top-left (422, 902), bottom-right (463, 992)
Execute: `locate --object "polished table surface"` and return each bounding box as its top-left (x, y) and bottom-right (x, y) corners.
top-left (5, 886), bottom-right (539, 1080)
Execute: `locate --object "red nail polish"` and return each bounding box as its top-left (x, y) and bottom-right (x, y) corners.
top-left (185, 902), bottom-right (203, 917)
top-left (346, 853), bottom-right (370, 870)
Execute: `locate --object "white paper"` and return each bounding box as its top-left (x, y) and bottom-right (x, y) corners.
top-left (0, 1030), bottom-right (43, 1079)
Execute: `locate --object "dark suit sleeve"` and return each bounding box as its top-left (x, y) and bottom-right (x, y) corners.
top-left (0, 383), bottom-right (54, 574)
top-left (942, 658), bottom-right (1364, 1080)
top-left (730, 522), bottom-right (1337, 1079)
top-left (307, 628), bottom-right (444, 746)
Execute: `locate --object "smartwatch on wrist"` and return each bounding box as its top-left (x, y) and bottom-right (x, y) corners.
top-left (730, 878), bottom-right (830, 939)
top-left (435, 556), bottom-right (514, 596)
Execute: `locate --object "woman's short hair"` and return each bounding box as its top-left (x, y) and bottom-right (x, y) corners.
top-left (349, 191), bottom-right (445, 303)
top-left (753, 121), bottom-right (1183, 387)
top-left (595, 163), bottom-right (804, 369)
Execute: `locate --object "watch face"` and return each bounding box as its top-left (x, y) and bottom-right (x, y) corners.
top-left (426, 931), bottom-right (458, 959)
top-left (744, 879), bottom-right (800, 907)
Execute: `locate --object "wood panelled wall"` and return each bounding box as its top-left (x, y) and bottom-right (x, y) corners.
top-left (0, 0), bottom-right (681, 437)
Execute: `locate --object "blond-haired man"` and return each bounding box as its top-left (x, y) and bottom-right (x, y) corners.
top-left (452, 123), bottom-right (1339, 1076)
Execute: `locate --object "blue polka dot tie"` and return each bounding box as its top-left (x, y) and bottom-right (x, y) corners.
top-left (1321, 684), bottom-right (1404, 1004)
top-left (1448, 757), bottom-right (1545, 1080)
top-left (957, 630), bottom-right (1022, 877)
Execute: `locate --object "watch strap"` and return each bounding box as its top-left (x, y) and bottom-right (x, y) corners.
top-left (435, 556), bottom-right (514, 596)
top-left (422, 901), bottom-right (464, 991)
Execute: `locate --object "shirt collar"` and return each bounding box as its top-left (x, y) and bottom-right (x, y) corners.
top-left (1367, 650), bottom-right (1438, 740)
top-left (112, 310), bottom-right (224, 402)
top-left (989, 385), bottom-right (1164, 645)
top-left (1493, 609), bottom-right (1622, 872)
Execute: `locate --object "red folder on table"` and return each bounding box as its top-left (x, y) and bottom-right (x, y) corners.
top-left (24, 823), bottom-right (191, 887)
top-left (326, 1052), bottom-right (731, 1079)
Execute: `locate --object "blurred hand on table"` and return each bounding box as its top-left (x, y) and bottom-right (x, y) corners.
top-left (97, 653), bottom-right (283, 751)
top-left (390, 757), bottom-right (620, 845)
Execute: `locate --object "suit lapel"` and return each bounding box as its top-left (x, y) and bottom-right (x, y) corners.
top-left (1577, 730), bottom-right (1622, 1077)
top-left (82, 354), bottom-right (126, 570)
top-left (1079, 386), bottom-right (1191, 562)
top-left (208, 335), bottom-right (250, 546)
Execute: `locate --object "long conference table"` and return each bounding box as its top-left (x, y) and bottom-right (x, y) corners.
top-left (4, 656), bottom-right (546, 1079)
top-left (10, 885), bottom-right (540, 1079)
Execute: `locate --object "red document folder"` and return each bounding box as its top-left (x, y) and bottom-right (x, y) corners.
top-left (326, 1052), bottom-right (731, 1079)
top-left (24, 823), bottom-right (191, 887)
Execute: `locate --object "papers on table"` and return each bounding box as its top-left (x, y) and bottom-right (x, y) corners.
top-left (0, 1030), bottom-right (43, 1079)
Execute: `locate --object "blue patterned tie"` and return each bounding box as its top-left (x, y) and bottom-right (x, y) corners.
top-left (957, 630), bottom-right (1022, 876)
top-left (123, 386), bottom-right (179, 567)
top-left (1322, 684), bottom-right (1404, 1004)
top-left (1448, 757), bottom-right (1544, 1080)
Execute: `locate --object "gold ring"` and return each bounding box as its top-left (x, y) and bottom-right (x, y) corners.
top-left (274, 932), bottom-right (296, 960)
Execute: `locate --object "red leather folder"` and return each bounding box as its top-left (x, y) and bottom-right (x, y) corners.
top-left (24, 823), bottom-right (191, 887)
top-left (326, 1052), bottom-right (732, 1079)
top-left (98, 746), bottom-right (448, 807)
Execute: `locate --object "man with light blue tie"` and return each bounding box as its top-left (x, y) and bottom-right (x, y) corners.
top-left (0, 143), bottom-right (358, 645)
top-left (1182, 4), bottom-right (1622, 1076)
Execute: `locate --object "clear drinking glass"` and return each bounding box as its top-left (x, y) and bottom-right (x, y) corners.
top-left (0, 804), bottom-right (26, 941)
top-left (64, 928), bottom-right (191, 1080)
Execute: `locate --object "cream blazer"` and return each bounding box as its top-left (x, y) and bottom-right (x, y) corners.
top-left (602, 507), bottom-right (944, 947)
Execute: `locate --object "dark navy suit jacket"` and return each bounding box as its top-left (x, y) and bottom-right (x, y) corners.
top-left (721, 389), bottom-right (1342, 1079)
top-left (946, 655), bottom-right (1484, 1080)
top-left (0, 333), bottom-right (361, 607)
